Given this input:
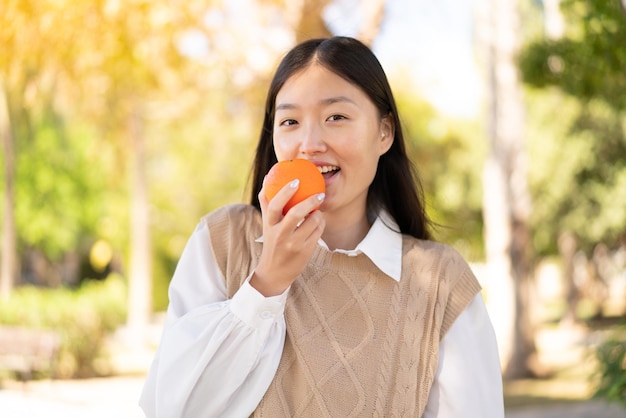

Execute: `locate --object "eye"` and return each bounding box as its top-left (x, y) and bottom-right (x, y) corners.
top-left (279, 119), bottom-right (298, 126)
top-left (327, 114), bottom-right (347, 122)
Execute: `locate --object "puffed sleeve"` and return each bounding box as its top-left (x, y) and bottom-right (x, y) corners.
top-left (139, 221), bottom-right (288, 418)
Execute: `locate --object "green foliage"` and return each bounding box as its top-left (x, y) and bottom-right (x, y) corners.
top-left (1, 0), bottom-right (271, 310)
top-left (1, 0), bottom-right (492, 315)
top-left (14, 115), bottom-right (109, 260)
top-left (520, 0), bottom-right (626, 110)
top-left (526, 90), bottom-right (626, 254)
top-left (594, 327), bottom-right (626, 406)
top-left (395, 90), bottom-right (486, 260)
top-left (146, 98), bottom-right (261, 308)
top-left (0, 275), bottom-right (127, 378)
top-left (520, 0), bottom-right (626, 256)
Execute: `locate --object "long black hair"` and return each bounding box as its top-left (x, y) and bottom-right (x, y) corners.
top-left (249, 36), bottom-right (431, 240)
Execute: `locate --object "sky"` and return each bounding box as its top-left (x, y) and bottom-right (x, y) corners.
top-left (177, 0), bottom-right (484, 118)
top-left (326, 0), bottom-right (483, 118)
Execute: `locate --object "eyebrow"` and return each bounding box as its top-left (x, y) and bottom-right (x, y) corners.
top-left (275, 95), bottom-right (356, 111)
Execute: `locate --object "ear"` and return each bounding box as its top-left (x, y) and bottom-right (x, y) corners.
top-left (378, 113), bottom-right (394, 156)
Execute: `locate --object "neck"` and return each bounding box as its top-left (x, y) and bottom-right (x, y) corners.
top-left (321, 210), bottom-right (371, 251)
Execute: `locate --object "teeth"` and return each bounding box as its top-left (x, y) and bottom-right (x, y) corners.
top-left (318, 165), bottom-right (339, 174)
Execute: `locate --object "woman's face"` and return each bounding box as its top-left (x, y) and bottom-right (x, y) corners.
top-left (272, 63), bottom-right (393, 221)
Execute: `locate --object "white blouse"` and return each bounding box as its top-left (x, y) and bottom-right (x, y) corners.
top-left (139, 212), bottom-right (504, 418)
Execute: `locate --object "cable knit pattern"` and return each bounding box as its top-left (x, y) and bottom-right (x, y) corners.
top-left (204, 204), bottom-right (481, 417)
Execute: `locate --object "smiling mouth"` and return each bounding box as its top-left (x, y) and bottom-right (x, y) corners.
top-left (318, 165), bottom-right (340, 179)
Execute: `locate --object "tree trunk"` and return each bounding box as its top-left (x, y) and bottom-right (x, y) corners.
top-left (558, 231), bottom-right (579, 323)
top-left (357, 0), bottom-right (387, 46)
top-left (290, 0), bottom-right (386, 46)
top-left (0, 79), bottom-right (17, 300)
top-left (476, 0), bottom-right (538, 378)
top-left (126, 106), bottom-right (152, 331)
top-left (294, 0), bottom-right (333, 43)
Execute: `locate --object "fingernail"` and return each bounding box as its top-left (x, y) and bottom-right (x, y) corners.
top-left (316, 193), bottom-right (325, 201)
top-left (289, 179), bottom-right (300, 188)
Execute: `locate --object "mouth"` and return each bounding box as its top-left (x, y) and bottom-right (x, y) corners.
top-left (318, 165), bottom-right (340, 180)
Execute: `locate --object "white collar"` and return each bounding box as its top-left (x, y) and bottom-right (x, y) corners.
top-left (255, 210), bottom-right (403, 282)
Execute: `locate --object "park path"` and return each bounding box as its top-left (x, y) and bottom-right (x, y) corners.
top-left (1, 374), bottom-right (625, 418)
top-left (506, 400), bottom-right (626, 418)
top-left (2, 322), bottom-right (625, 417)
top-left (0, 376), bottom-right (145, 418)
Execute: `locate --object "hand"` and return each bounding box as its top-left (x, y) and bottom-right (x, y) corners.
top-left (250, 179), bottom-right (326, 296)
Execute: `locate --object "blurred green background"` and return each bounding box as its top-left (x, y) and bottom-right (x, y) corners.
top-left (0, 0), bottom-right (624, 411)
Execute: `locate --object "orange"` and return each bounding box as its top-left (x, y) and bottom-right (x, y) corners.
top-left (264, 159), bottom-right (326, 215)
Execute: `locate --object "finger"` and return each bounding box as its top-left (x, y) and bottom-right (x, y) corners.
top-left (262, 179), bottom-right (300, 225)
top-left (285, 192), bottom-right (325, 223)
top-left (258, 179), bottom-right (269, 209)
top-left (287, 193), bottom-right (326, 234)
top-left (296, 210), bottom-right (325, 241)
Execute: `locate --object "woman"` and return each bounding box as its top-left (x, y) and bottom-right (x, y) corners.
top-left (140, 36), bottom-right (504, 417)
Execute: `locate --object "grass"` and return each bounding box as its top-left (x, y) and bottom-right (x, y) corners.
top-left (504, 316), bottom-right (626, 412)
top-left (505, 377), bottom-right (594, 409)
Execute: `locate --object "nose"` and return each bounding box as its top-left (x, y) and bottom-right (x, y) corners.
top-left (299, 124), bottom-right (326, 156)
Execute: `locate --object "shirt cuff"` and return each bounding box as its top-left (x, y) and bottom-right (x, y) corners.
top-left (229, 275), bottom-right (288, 328)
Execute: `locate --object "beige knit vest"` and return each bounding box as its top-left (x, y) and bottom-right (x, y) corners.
top-left (205, 204), bottom-right (481, 417)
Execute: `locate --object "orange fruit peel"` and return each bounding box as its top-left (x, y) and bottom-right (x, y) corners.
top-left (264, 159), bottom-right (326, 215)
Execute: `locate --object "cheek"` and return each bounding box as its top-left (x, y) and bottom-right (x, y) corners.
top-left (272, 136), bottom-right (294, 161)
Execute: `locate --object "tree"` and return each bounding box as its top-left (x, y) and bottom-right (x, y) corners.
top-left (64, 0), bottom-right (212, 332)
top-left (0, 78), bottom-right (16, 299)
top-left (357, 0), bottom-right (387, 46)
top-left (0, 0), bottom-right (213, 329)
top-left (0, 0), bottom-right (87, 295)
top-left (283, 0), bottom-right (386, 46)
top-left (292, 0), bottom-right (333, 42)
top-left (1, 0), bottom-right (391, 322)
top-left (474, 0), bottom-right (538, 378)
top-left (521, 0), bottom-right (626, 112)
top-left (519, 0), bottom-right (626, 256)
